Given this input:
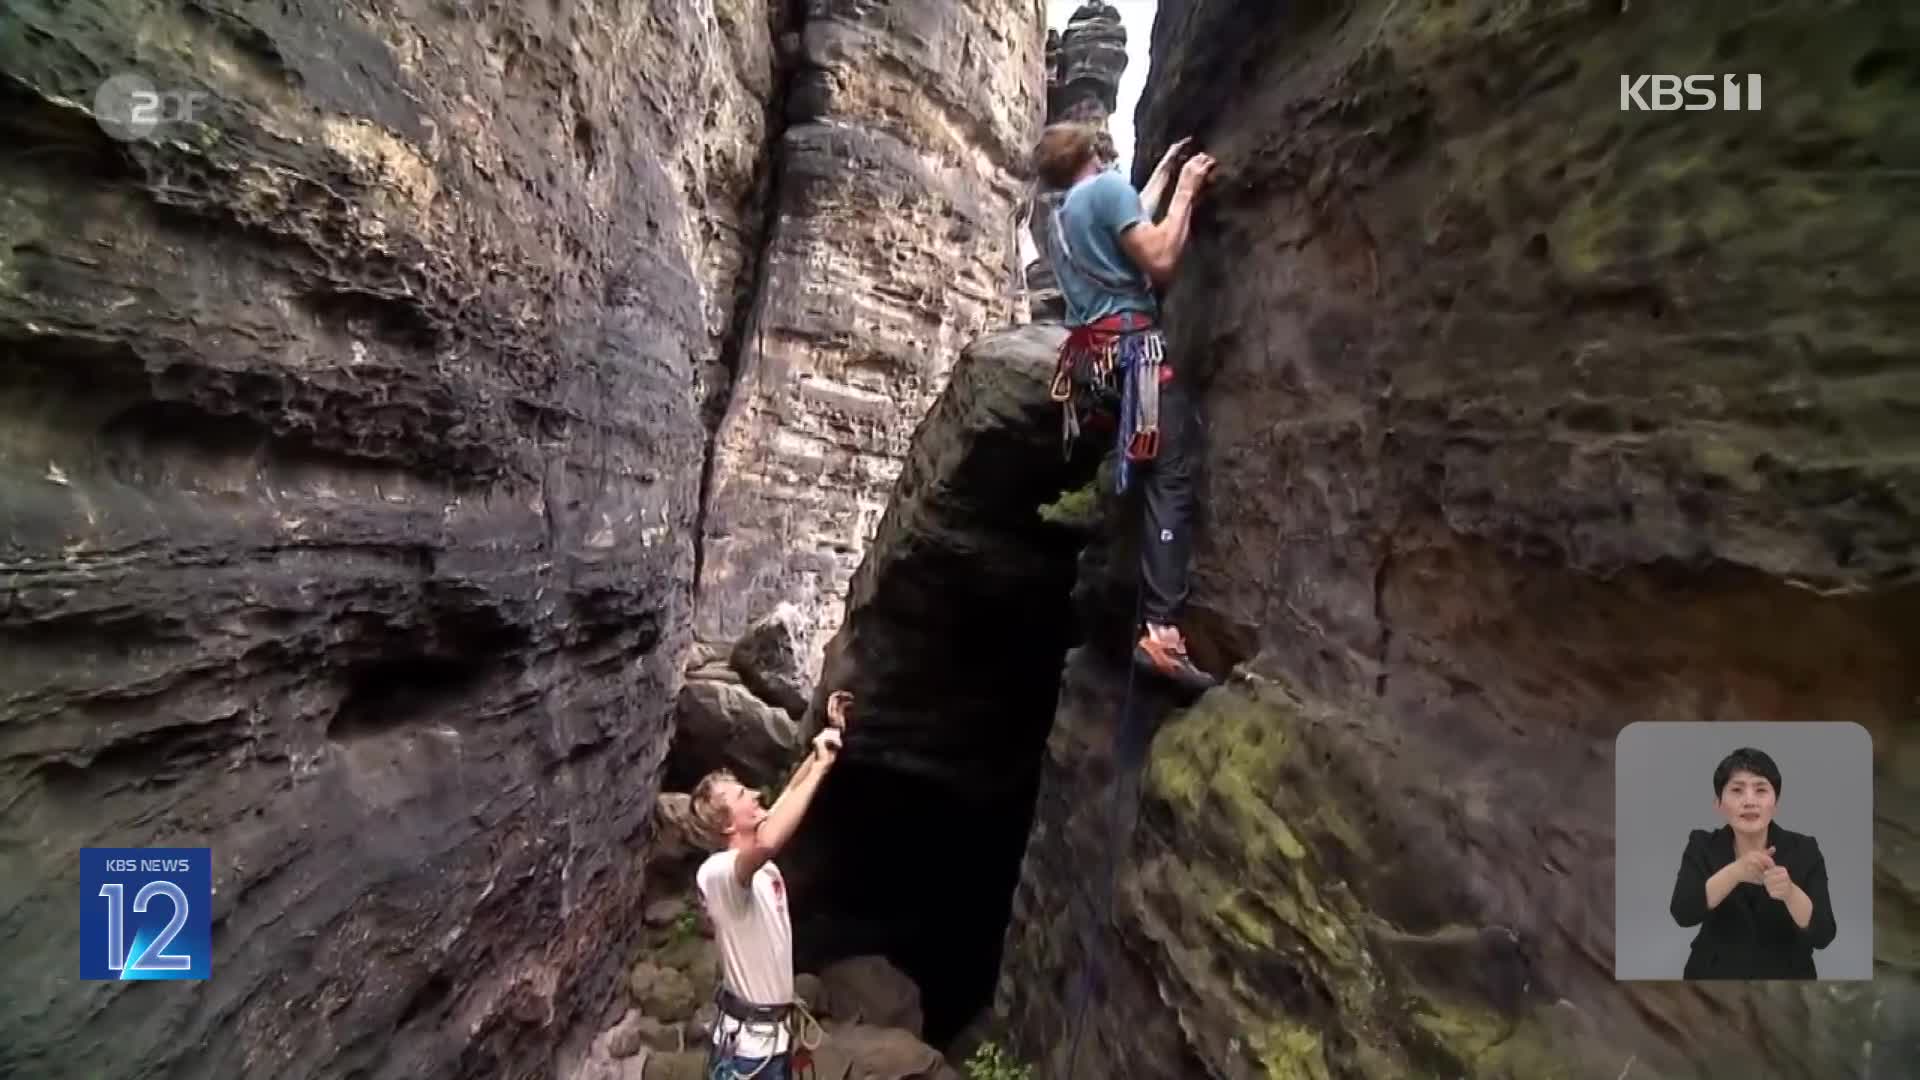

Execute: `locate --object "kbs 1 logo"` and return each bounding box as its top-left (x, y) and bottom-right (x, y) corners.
top-left (1620, 74), bottom-right (1763, 112)
top-left (80, 848), bottom-right (212, 980)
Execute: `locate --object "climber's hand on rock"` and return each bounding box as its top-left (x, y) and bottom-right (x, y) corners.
top-left (812, 726), bottom-right (843, 764)
top-left (1179, 152), bottom-right (1218, 191)
top-left (826, 689), bottom-right (854, 730)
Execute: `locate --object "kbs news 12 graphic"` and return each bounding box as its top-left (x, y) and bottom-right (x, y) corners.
top-left (79, 848), bottom-right (212, 980)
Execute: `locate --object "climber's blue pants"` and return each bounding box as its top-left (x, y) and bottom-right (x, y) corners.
top-left (708, 1055), bottom-right (789, 1080)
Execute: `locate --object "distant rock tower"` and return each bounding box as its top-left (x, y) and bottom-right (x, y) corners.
top-left (1024, 2), bottom-right (1129, 322)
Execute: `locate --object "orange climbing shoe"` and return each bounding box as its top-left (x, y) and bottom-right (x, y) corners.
top-left (1132, 625), bottom-right (1217, 694)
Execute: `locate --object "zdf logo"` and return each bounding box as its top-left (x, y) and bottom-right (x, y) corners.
top-left (93, 72), bottom-right (211, 141)
top-left (1620, 74), bottom-right (1762, 112)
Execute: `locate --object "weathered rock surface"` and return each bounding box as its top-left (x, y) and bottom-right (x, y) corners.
top-left (780, 324), bottom-right (1088, 1046)
top-left (0, 0), bottom-right (800, 1076)
top-left (1, 0), bottom-right (1054, 1071)
top-left (994, 1), bottom-right (1920, 1078)
top-left (692, 0), bottom-right (1050, 676)
top-left (667, 676), bottom-right (804, 790)
top-left (773, 5), bottom-right (1917, 1075)
top-left (808, 1025), bottom-right (961, 1080)
top-left (729, 601), bottom-right (815, 717)
top-left (817, 953), bottom-right (927, 1036)
top-left (1049, 1), bottom-right (1128, 123)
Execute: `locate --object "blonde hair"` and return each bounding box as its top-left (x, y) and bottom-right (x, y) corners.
top-left (690, 768), bottom-right (738, 850)
top-left (1033, 122), bottom-right (1101, 189)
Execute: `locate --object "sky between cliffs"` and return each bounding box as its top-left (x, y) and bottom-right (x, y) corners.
top-left (1046, 0), bottom-right (1155, 166)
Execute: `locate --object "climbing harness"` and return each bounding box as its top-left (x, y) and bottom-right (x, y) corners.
top-left (1050, 313), bottom-right (1169, 495)
top-left (1060, 577), bottom-right (1150, 1079)
top-left (1043, 203), bottom-right (1168, 494)
top-left (705, 985), bottom-right (825, 1080)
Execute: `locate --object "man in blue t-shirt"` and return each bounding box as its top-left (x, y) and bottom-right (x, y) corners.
top-left (1034, 123), bottom-right (1218, 692)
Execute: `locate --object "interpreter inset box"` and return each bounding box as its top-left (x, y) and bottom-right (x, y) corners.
top-left (1614, 722), bottom-right (1872, 981)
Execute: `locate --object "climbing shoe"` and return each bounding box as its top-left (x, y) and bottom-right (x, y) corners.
top-left (1133, 629), bottom-right (1218, 693)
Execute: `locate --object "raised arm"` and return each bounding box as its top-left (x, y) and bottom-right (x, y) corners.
top-left (1119, 152), bottom-right (1216, 286)
top-left (731, 691), bottom-right (852, 887)
top-left (1138, 137), bottom-right (1192, 221)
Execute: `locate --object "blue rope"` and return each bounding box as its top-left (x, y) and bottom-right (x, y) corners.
top-left (1060, 575), bottom-right (1147, 1078)
top-left (1115, 343), bottom-right (1139, 496)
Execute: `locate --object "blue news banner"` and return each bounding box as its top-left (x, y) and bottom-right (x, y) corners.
top-left (79, 848), bottom-right (212, 980)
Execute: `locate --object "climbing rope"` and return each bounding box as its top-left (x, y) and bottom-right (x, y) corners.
top-left (1059, 574), bottom-right (1148, 1079)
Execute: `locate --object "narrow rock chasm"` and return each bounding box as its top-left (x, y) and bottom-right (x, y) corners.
top-left (780, 326), bottom-right (1098, 1048)
top-left (6, 0), bottom-right (1918, 1077)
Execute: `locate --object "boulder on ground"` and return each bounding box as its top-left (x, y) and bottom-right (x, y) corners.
top-left (809, 1023), bottom-right (958, 1080)
top-left (669, 677), bottom-right (803, 788)
top-left (729, 603), bottom-right (815, 717)
top-left (604, 1009), bottom-right (684, 1058)
top-left (628, 961), bottom-right (697, 1022)
top-left (819, 955), bottom-right (924, 1037)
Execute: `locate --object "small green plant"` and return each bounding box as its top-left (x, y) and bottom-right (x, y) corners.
top-left (668, 908), bottom-right (701, 945)
top-left (1037, 481), bottom-right (1102, 530)
top-left (961, 1040), bottom-right (1034, 1080)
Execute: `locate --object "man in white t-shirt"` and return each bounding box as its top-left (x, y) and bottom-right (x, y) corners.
top-left (689, 690), bottom-right (851, 1079)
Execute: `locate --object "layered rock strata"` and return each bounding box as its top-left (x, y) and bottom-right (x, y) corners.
top-left (692, 0), bottom-right (1049, 677)
top-left (995, 0), bottom-right (1920, 1077)
top-left (0, 0), bottom-right (1045, 1076)
top-left (1049, 1), bottom-right (1128, 123)
top-left (788, 2), bottom-right (1916, 1076)
top-left (778, 325), bottom-right (1088, 1049)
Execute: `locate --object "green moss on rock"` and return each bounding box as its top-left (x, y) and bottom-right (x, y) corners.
top-left (1250, 1021), bottom-right (1332, 1080)
top-left (1036, 480), bottom-right (1102, 530)
top-left (1130, 679), bottom-right (1620, 1079)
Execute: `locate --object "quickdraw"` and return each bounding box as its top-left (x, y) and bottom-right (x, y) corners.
top-left (1053, 317), bottom-right (1167, 494)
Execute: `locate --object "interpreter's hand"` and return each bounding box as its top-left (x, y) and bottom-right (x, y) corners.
top-left (826, 690), bottom-right (854, 730)
top-left (1179, 151), bottom-right (1218, 191)
top-left (1730, 846), bottom-right (1776, 885)
top-left (812, 726), bottom-right (843, 764)
top-left (1763, 865), bottom-right (1794, 901)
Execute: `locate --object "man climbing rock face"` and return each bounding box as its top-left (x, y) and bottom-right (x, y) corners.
top-left (689, 690), bottom-right (852, 1079)
top-left (1034, 121), bottom-right (1219, 693)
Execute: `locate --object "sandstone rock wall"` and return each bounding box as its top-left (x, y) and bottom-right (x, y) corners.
top-left (0, 1), bottom-right (785, 1076)
top-left (992, 0), bottom-right (1918, 1077)
top-left (778, 325), bottom-right (1087, 1048)
top-left (692, 0), bottom-right (1050, 675)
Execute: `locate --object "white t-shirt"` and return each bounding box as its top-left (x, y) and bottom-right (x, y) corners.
top-left (695, 850), bottom-right (794, 1059)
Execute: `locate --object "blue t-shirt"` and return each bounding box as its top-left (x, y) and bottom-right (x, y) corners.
top-left (1050, 170), bottom-right (1156, 325)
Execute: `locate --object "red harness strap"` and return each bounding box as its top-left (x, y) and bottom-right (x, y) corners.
top-left (1050, 312), bottom-right (1172, 403)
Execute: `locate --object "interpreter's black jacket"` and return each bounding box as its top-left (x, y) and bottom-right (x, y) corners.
top-left (1668, 821), bottom-right (1837, 979)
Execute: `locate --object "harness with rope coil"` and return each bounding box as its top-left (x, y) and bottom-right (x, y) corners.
top-left (706, 984), bottom-right (827, 1079)
top-left (1044, 200), bottom-right (1168, 495)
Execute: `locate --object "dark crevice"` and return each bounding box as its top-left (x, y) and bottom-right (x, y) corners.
top-left (690, 0), bottom-right (811, 601)
top-left (325, 598), bottom-right (528, 739)
top-left (781, 330), bottom-right (1096, 1048)
top-left (31, 713), bottom-right (253, 795)
top-left (394, 971), bottom-right (454, 1029)
top-left (328, 654), bottom-right (494, 739)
